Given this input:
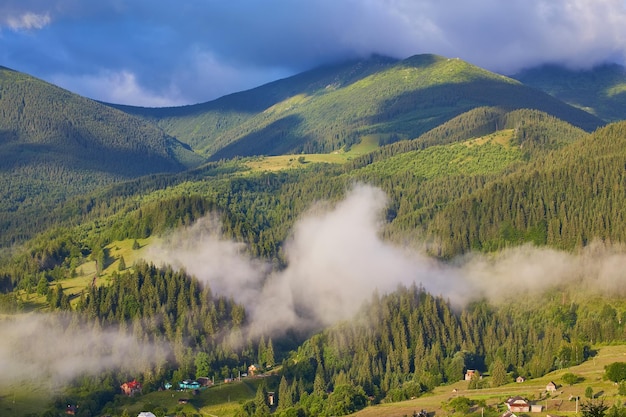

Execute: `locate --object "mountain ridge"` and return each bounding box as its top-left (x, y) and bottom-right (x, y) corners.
top-left (513, 62), bottom-right (626, 122)
top-left (0, 65), bottom-right (205, 244)
top-left (105, 54), bottom-right (604, 160)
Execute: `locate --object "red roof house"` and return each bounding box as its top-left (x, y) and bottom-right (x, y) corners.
top-left (120, 379), bottom-right (143, 396)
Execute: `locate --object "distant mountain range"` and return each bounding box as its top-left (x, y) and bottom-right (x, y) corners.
top-left (513, 63), bottom-right (626, 122)
top-left (0, 65), bottom-right (203, 244)
top-left (108, 54), bottom-right (608, 160)
top-left (1, 54), bottom-right (625, 245)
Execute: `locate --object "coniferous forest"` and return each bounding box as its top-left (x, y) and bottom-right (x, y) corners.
top-left (2, 55), bottom-right (626, 417)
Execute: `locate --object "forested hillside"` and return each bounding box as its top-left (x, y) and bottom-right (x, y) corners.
top-left (0, 66), bottom-right (204, 246)
top-left (426, 121), bottom-right (626, 256)
top-left (2, 56), bottom-right (626, 417)
top-left (110, 54), bottom-right (603, 159)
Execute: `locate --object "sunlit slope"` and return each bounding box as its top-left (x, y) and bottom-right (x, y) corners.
top-left (111, 54), bottom-right (603, 160)
top-left (426, 120), bottom-right (626, 256)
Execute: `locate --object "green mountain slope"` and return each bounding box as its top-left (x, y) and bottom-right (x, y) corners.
top-left (513, 63), bottom-right (626, 122)
top-left (1, 104), bottom-right (625, 416)
top-left (0, 66), bottom-right (205, 244)
top-left (426, 120), bottom-right (626, 256)
top-left (111, 54), bottom-right (603, 160)
top-left (0, 66), bottom-right (203, 174)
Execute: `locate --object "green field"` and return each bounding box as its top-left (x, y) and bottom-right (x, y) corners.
top-left (353, 344), bottom-right (626, 417)
top-left (242, 134), bottom-right (381, 172)
top-left (2, 346), bottom-right (624, 417)
top-left (110, 377), bottom-right (272, 417)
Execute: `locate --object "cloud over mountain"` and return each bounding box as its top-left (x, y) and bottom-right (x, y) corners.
top-left (1, 0), bottom-right (625, 106)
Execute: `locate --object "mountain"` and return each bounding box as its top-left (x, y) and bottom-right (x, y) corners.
top-left (0, 65), bottom-right (204, 245)
top-left (425, 119), bottom-right (626, 256)
top-left (110, 54), bottom-right (604, 160)
top-left (513, 63), bottom-right (626, 122)
top-left (3, 57), bottom-right (626, 417)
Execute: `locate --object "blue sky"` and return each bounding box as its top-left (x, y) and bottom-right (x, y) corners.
top-left (1, 0), bottom-right (625, 107)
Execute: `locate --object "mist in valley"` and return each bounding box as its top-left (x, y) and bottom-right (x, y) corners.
top-left (148, 183), bottom-right (626, 336)
top-left (2, 184), bottom-right (625, 391)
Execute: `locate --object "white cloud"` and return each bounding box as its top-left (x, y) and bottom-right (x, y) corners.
top-left (50, 70), bottom-right (187, 107)
top-left (146, 184), bottom-right (626, 339)
top-left (3, 12), bottom-right (51, 30)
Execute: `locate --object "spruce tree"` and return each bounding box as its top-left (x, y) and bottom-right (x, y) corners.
top-left (118, 256), bottom-right (126, 271)
top-left (254, 382), bottom-right (270, 417)
top-left (265, 338), bottom-right (275, 368)
top-left (277, 375), bottom-right (292, 411)
top-left (490, 358), bottom-right (507, 387)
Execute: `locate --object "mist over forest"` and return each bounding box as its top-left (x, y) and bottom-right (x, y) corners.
top-left (2, 50), bottom-right (626, 417)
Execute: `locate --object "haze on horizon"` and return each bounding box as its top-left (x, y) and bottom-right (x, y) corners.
top-left (1, 0), bottom-right (625, 107)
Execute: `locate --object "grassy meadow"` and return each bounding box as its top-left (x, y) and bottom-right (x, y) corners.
top-left (3, 345), bottom-right (624, 417)
top-left (353, 344), bottom-right (626, 417)
top-left (242, 134), bottom-right (381, 172)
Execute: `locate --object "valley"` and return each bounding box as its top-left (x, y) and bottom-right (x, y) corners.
top-left (1, 53), bottom-right (626, 417)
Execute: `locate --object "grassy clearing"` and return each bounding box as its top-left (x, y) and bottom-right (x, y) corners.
top-left (243, 134), bottom-right (381, 173)
top-left (462, 129), bottom-right (515, 147)
top-left (0, 382), bottom-right (58, 417)
top-left (352, 344), bottom-right (626, 417)
top-left (10, 237), bottom-right (156, 311)
top-left (62, 237), bottom-right (155, 306)
top-left (111, 377), bottom-right (268, 417)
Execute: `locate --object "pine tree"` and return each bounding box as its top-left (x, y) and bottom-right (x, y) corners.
top-left (277, 375), bottom-right (292, 411)
top-left (254, 382), bottom-right (270, 417)
top-left (118, 256), bottom-right (126, 271)
top-left (313, 364), bottom-right (326, 396)
top-left (265, 338), bottom-right (275, 368)
top-left (258, 336), bottom-right (266, 366)
top-left (490, 358), bottom-right (507, 387)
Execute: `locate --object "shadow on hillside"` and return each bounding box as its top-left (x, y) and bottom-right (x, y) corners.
top-left (367, 80), bottom-right (604, 142)
top-left (0, 141), bottom-right (186, 176)
top-left (209, 114), bottom-right (311, 161)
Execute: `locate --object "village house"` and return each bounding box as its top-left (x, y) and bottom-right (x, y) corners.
top-left (516, 376), bottom-right (526, 383)
top-left (248, 363), bottom-right (261, 376)
top-left (120, 379), bottom-right (142, 396)
top-left (179, 380), bottom-right (201, 390)
top-left (531, 404), bottom-right (544, 413)
top-left (464, 369), bottom-right (481, 381)
top-left (197, 376), bottom-right (213, 387)
top-left (546, 381), bottom-right (558, 392)
top-left (506, 396), bottom-right (531, 413)
top-left (501, 411), bottom-right (518, 417)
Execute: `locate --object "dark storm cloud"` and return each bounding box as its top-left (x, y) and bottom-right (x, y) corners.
top-left (1, 0), bottom-right (625, 106)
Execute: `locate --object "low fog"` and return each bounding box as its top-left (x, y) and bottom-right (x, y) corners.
top-left (0, 313), bottom-right (170, 389)
top-left (2, 184), bottom-right (625, 391)
top-left (149, 184), bottom-right (626, 337)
